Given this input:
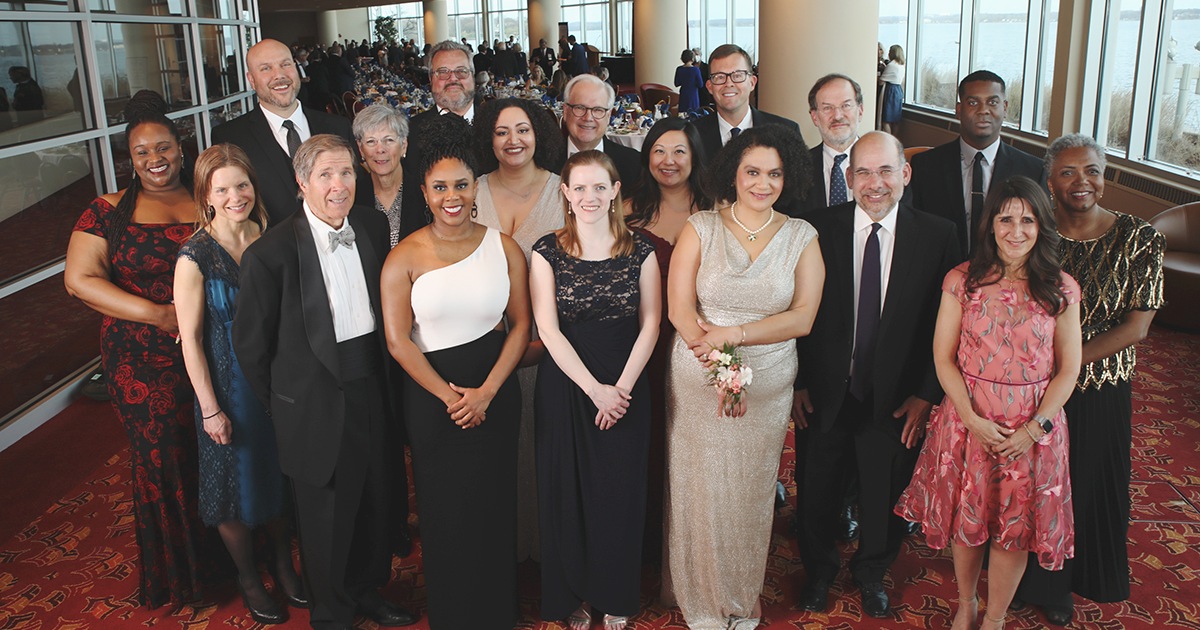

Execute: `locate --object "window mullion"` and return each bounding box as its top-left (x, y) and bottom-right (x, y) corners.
top-left (1127, 0), bottom-right (1163, 160)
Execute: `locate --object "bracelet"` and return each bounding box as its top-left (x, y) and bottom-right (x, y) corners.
top-left (202, 408), bottom-right (223, 419)
top-left (740, 325), bottom-right (747, 344)
top-left (1023, 422), bottom-right (1039, 443)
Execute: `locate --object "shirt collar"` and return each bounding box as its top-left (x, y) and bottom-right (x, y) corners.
top-left (260, 102), bottom-right (305, 134)
top-left (717, 108), bottom-right (754, 136)
top-left (823, 138), bottom-right (857, 161)
top-left (438, 103), bottom-right (475, 123)
top-left (853, 202), bottom-right (899, 235)
top-left (567, 136), bottom-right (604, 155)
top-left (959, 136), bottom-right (1001, 167)
top-left (303, 201), bottom-right (349, 246)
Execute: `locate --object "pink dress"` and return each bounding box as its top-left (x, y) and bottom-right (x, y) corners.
top-left (896, 262), bottom-right (1079, 570)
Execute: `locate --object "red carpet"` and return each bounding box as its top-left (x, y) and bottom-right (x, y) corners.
top-left (0, 327), bottom-right (1197, 629)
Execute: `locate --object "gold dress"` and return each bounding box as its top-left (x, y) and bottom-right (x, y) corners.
top-left (663, 211), bottom-right (817, 629)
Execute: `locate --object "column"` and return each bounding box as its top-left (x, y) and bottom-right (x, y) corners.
top-left (424, 0), bottom-right (448, 45)
top-left (633, 0), bottom-right (687, 88)
top-left (757, 0), bottom-right (880, 143)
top-left (528, 0), bottom-right (560, 52)
top-left (317, 11), bottom-right (338, 47)
top-left (1047, 0), bottom-right (1100, 139)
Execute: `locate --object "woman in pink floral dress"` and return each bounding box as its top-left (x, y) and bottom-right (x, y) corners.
top-left (896, 176), bottom-right (1083, 630)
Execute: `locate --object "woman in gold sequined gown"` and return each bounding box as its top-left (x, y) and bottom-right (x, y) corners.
top-left (1015, 134), bottom-right (1165, 626)
top-left (663, 126), bottom-right (824, 630)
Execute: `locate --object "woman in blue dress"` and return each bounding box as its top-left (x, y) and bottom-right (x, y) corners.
top-left (175, 144), bottom-right (305, 624)
top-left (674, 49), bottom-right (704, 113)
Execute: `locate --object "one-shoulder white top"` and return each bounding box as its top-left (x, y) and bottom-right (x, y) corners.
top-left (410, 226), bottom-right (511, 353)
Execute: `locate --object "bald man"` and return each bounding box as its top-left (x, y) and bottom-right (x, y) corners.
top-left (211, 39), bottom-right (356, 226)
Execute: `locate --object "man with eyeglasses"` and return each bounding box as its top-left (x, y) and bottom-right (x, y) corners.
top-left (212, 38), bottom-right (356, 227)
top-left (795, 131), bottom-right (960, 619)
top-left (906, 70), bottom-right (1045, 257)
top-left (804, 74), bottom-right (865, 214)
top-left (690, 44), bottom-right (803, 175)
top-left (560, 73), bottom-right (641, 187)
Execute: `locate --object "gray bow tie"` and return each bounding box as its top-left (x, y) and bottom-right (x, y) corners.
top-left (328, 224), bottom-right (356, 251)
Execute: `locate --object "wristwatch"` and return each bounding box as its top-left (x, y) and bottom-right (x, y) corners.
top-left (1034, 414), bottom-right (1054, 435)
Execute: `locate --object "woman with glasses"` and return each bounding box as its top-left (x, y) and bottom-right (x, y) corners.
top-left (472, 97), bottom-right (566, 562)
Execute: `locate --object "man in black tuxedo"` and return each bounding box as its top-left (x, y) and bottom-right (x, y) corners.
top-left (233, 135), bottom-right (416, 630)
top-left (690, 44), bottom-right (804, 213)
top-left (908, 70), bottom-right (1045, 257)
top-left (326, 44), bottom-right (356, 96)
top-left (795, 132), bottom-right (961, 618)
top-left (211, 39), bottom-right (355, 227)
top-left (803, 73), bottom-right (864, 215)
top-left (560, 73), bottom-right (640, 187)
top-left (532, 38), bottom-right (557, 81)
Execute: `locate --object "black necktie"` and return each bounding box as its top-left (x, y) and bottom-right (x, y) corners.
top-left (282, 120), bottom-right (301, 159)
top-left (730, 126), bottom-right (741, 141)
top-left (829, 153), bottom-right (848, 205)
top-left (969, 151), bottom-right (985, 251)
top-left (850, 222), bottom-right (882, 401)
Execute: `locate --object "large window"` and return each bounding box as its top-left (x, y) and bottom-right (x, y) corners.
top-left (0, 0), bottom-right (256, 422)
top-left (687, 0), bottom-right (757, 62)
top-left (561, 0), bottom-right (610, 54)
top-left (447, 0), bottom-right (483, 48)
top-left (487, 0), bottom-right (527, 49)
top-left (367, 3), bottom-right (424, 46)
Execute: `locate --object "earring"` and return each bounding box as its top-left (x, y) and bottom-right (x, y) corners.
top-left (471, 203), bottom-right (478, 219)
top-left (567, 202), bottom-right (573, 215)
top-left (609, 200), bottom-right (615, 214)
top-left (424, 205), bottom-right (432, 224)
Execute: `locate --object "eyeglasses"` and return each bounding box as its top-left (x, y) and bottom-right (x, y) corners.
top-left (709, 70), bottom-right (751, 85)
top-left (432, 67), bottom-right (472, 80)
top-left (852, 167), bottom-right (899, 179)
top-left (565, 103), bottom-right (611, 119)
top-left (816, 102), bottom-right (859, 117)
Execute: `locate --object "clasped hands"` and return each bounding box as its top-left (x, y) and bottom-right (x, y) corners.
top-left (688, 319), bottom-right (747, 418)
top-left (587, 383), bottom-right (631, 430)
top-left (446, 383), bottom-right (494, 429)
top-left (961, 410), bottom-right (1037, 459)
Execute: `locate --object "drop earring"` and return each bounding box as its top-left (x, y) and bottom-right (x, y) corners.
top-left (609, 200), bottom-right (615, 213)
top-left (471, 202), bottom-right (478, 219)
top-left (567, 202), bottom-right (573, 215)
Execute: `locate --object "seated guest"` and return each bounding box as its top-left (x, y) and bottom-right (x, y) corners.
top-left (906, 70), bottom-right (1044, 258)
top-left (896, 176), bottom-right (1081, 630)
top-left (1014, 134), bottom-right (1165, 626)
top-left (472, 97), bottom-right (566, 562)
top-left (233, 134), bottom-right (416, 630)
top-left (562, 74), bottom-right (640, 187)
top-left (353, 103), bottom-right (411, 248)
top-left (175, 144), bottom-right (307, 625)
top-left (547, 69), bottom-right (569, 99)
top-left (381, 113), bottom-right (530, 629)
top-left (532, 150), bottom-right (660, 630)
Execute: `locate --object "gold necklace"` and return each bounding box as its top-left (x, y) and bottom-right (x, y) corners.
top-left (492, 172), bottom-right (537, 200)
top-left (729, 201), bottom-right (773, 241)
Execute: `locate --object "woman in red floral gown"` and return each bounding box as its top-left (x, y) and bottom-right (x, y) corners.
top-left (65, 92), bottom-right (212, 608)
top-left (896, 177), bottom-right (1083, 630)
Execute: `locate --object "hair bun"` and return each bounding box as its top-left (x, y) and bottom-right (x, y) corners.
top-left (123, 90), bottom-right (170, 122)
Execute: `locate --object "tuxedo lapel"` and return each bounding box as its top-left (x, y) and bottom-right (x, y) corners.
top-left (880, 207), bottom-right (916, 331)
top-left (831, 210), bottom-right (857, 329)
top-left (348, 212), bottom-right (383, 314)
top-left (293, 215), bottom-right (341, 381)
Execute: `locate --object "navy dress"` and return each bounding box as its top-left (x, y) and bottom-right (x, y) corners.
top-left (179, 229), bottom-right (287, 527)
top-left (674, 65), bottom-right (704, 113)
top-left (534, 232), bottom-right (655, 620)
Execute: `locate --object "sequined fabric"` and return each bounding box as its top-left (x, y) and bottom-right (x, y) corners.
top-left (372, 187), bottom-right (404, 248)
top-left (662, 211), bottom-right (816, 630)
top-left (1059, 211), bottom-right (1164, 389)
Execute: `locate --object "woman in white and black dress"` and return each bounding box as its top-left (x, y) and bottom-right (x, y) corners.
top-left (531, 150), bottom-right (660, 630)
top-left (380, 114), bottom-right (531, 629)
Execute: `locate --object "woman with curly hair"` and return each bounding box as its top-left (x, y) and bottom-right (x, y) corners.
top-left (382, 113), bottom-right (531, 628)
top-left (472, 96), bottom-right (566, 561)
top-left (896, 176), bottom-right (1082, 630)
top-left (65, 90), bottom-right (217, 608)
top-left (662, 125), bottom-right (824, 629)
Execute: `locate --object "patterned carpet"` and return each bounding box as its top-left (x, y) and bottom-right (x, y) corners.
top-left (0, 326), bottom-right (1196, 629)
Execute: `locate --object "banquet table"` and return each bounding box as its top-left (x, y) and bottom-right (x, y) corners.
top-left (605, 129), bottom-right (648, 151)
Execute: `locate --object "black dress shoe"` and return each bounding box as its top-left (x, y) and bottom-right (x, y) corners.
top-left (839, 505), bottom-right (860, 542)
top-left (239, 585), bottom-right (287, 625)
top-left (775, 481), bottom-right (788, 511)
top-left (799, 577), bottom-right (832, 612)
top-left (357, 593), bottom-right (418, 627)
top-left (905, 520), bottom-right (922, 536)
top-left (394, 526), bottom-right (414, 558)
top-left (856, 581), bottom-right (891, 618)
top-left (1043, 603), bottom-right (1073, 626)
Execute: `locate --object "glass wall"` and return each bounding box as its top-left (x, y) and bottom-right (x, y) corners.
top-left (367, 3), bottom-right (424, 46)
top-left (486, 0), bottom-right (527, 48)
top-left (686, 0), bottom-right (757, 63)
top-left (0, 0), bottom-right (256, 422)
top-left (561, 0), bottom-right (609, 54)
top-left (447, 0), bottom-right (483, 48)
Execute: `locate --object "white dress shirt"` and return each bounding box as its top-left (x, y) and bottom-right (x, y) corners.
top-left (717, 108), bottom-right (754, 147)
top-left (850, 204), bottom-right (898, 364)
top-left (260, 103), bottom-right (311, 158)
top-left (959, 137), bottom-right (1001, 214)
top-left (567, 136), bottom-right (606, 157)
top-left (822, 139), bottom-right (856, 205)
top-left (303, 203), bottom-right (377, 342)
top-left (438, 103), bottom-right (475, 124)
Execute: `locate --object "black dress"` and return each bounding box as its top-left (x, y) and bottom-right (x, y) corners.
top-left (403, 228), bottom-right (520, 629)
top-left (534, 232), bottom-right (655, 620)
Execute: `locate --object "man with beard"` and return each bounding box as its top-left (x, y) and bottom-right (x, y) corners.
top-left (212, 39), bottom-right (356, 226)
top-left (804, 74), bottom-right (864, 213)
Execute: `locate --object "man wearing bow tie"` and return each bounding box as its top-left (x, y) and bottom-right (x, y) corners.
top-left (234, 134), bottom-right (416, 630)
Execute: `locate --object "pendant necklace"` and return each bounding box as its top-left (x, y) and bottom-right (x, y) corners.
top-left (730, 201), bottom-right (773, 241)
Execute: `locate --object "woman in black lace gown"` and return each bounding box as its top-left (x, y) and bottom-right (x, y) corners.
top-left (531, 150), bottom-right (661, 630)
top-left (175, 145), bottom-right (305, 624)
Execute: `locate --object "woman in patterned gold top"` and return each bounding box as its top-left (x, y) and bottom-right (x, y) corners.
top-left (1014, 134), bottom-right (1165, 626)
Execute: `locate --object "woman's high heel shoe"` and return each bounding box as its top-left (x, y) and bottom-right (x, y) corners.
top-left (239, 581), bottom-right (286, 625)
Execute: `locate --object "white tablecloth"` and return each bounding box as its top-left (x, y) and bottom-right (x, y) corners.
top-left (606, 130), bottom-right (647, 151)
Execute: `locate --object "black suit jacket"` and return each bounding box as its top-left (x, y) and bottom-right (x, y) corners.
top-left (211, 106), bottom-right (354, 228)
top-left (800, 144), bottom-right (831, 215)
top-left (907, 139), bottom-right (1046, 257)
top-left (796, 202), bottom-right (961, 433)
top-left (232, 206), bottom-right (394, 487)
top-left (602, 140), bottom-right (642, 189)
top-left (690, 108), bottom-right (804, 166)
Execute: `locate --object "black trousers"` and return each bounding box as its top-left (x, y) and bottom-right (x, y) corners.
top-left (291, 375), bottom-right (392, 629)
top-left (800, 390), bottom-right (918, 584)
